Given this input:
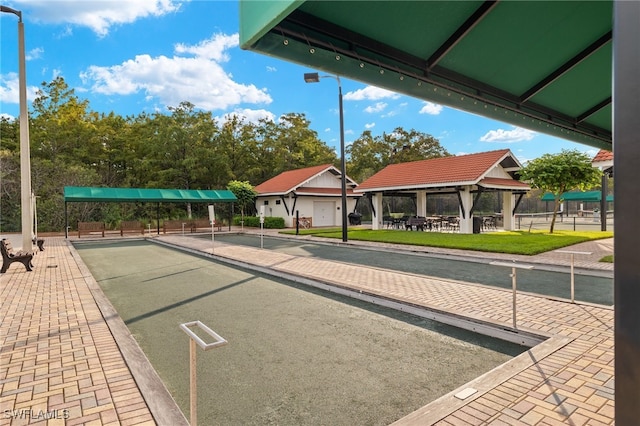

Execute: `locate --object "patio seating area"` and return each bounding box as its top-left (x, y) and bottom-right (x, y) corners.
top-left (384, 215), bottom-right (500, 233)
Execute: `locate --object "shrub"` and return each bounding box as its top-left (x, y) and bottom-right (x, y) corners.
top-left (233, 215), bottom-right (285, 229)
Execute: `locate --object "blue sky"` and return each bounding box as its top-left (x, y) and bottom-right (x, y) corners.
top-left (0, 0), bottom-right (596, 163)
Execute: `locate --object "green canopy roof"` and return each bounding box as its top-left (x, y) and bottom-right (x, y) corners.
top-left (64, 187), bottom-right (237, 203)
top-left (240, 1), bottom-right (612, 150)
top-left (541, 191), bottom-right (613, 202)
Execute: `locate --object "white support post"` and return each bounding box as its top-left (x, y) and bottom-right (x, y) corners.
top-left (502, 193), bottom-right (516, 231)
top-left (459, 187), bottom-right (473, 234)
top-left (490, 262), bottom-right (534, 329)
top-left (371, 193), bottom-right (383, 230)
top-left (554, 250), bottom-right (592, 303)
top-left (208, 205), bottom-right (215, 254)
top-left (180, 321), bottom-right (228, 426)
top-left (416, 191), bottom-right (427, 217)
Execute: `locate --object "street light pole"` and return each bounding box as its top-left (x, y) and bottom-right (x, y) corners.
top-left (304, 72), bottom-right (348, 242)
top-left (2, 5), bottom-right (33, 251)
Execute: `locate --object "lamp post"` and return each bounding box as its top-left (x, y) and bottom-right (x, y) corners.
top-left (304, 72), bottom-right (348, 242)
top-left (1, 5), bottom-right (33, 251)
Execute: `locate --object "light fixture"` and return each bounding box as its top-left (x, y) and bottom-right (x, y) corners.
top-left (304, 72), bottom-right (348, 243)
top-left (304, 72), bottom-right (320, 83)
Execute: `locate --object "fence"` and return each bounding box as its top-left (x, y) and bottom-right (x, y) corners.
top-left (515, 211), bottom-right (614, 232)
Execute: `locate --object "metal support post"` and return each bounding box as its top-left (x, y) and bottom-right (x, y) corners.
top-left (554, 250), bottom-right (592, 303)
top-left (490, 262), bottom-right (534, 329)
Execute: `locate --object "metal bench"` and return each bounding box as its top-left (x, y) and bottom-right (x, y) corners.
top-left (1, 238), bottom-right (34, 273)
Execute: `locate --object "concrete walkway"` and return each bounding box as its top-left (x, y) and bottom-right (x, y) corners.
top-left (0, 233), bottom-right (614, 425)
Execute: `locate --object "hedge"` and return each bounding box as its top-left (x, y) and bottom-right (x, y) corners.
top-left (233, 216), bottom-right (285, 229)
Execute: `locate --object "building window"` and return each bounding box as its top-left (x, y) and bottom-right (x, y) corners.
top-left (264, 200), bottom-right (269, 205)
top-left (275, 200), bottom-right (281, 205)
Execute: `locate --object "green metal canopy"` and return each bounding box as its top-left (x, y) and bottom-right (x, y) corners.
top-left (240, 0), bottom-right (612, 150)
top-left (63, 186), bottom-right (237, 203)
top-left (541, 191), bottom-right (613, 202)
top-left (239, 2), bottom-right (640, 421)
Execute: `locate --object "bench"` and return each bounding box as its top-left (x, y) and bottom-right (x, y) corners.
top-left (120, 220), bottom-right (144, 236)
top-left (163, 220), bottom-right (190, 234)
top-left (405, 216), bottom-right (427, 231)
top-left (191, 219), bottom-right (222, 232)
top-left (78, 222), bottom-right (105, 238)
top-left (1, 239), bottom-right (34, 273)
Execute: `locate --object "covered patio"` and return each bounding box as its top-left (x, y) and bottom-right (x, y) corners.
top-left (356, 149), bottom-right (529, 234)
top-left (239, 0), bottom-right (639, 421)
top-left (63, 186), bottom-right (237, 236)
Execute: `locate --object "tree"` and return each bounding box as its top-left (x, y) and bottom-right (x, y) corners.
top-left (227, 180), bottom-right (257, 223)
top-left (347, 127), bottom-right (449, 183)
top-left (30, 77), bottom-right (97, 164)
top-left (519, 149), bottom-right (602, 233)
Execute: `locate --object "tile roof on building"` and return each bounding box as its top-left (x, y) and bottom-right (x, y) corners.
top-left (356, 149), bottom-right (523, 192)
top-left (255, 164), bottom-right (357, 195)
top-left (592, 149), bottom-right (613, 162)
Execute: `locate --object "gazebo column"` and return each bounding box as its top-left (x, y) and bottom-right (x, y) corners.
top-left (416, 191), bottom-right (427, 217)
top-left (502, 192), bottom-right (516, 231)
top-left (371, 192), bottom-right (383, 230)
top-left (459, 187), bottom-right (473, 234)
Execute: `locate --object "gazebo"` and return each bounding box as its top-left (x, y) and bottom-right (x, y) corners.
top-left (356, 149), bottom-right (529, 233)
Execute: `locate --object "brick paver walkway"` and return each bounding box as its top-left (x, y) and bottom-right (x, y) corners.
top-left (1, 238), bottom-right (156, 426)
top-left (1, 234), bottom-right (614, 425)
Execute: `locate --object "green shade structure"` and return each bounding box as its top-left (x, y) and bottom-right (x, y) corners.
top-left (63, 186), bottom-right (237, 237)
top-left (64, 186), bottom-right (237, 203)
top-left (240, 1), bottom-right (612, 150)
top-left (541, 191), bottom-right (613, 202)
top-left (239, 1), bottom-right (640, 421)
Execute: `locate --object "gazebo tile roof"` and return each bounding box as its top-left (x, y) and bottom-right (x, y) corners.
top-left (592, 149), bottom-right (613, 162)
top-left (356, 149), bottom-right (515, 191)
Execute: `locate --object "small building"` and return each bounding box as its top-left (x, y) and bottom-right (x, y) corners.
top-left (592, 149), bottom-right (613, 175)
top-left (254, 164), bottom-right (361, 228)
top-left (355, 149), bottom-right (530, 234)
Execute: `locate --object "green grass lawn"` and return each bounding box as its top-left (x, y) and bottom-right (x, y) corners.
top-left (281, 228), bottom-right (613, 256)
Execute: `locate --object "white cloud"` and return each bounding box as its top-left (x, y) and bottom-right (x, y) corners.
top-left (365, 122), bottom-right (375, 129)
top-left (324, 127), bottom-right (331, 132)
top-left (1, 113), bottom-right (16, 121)
top-left (344, 85), bottom-right (400, 101)
top-left (174, 34), bottom-right (237, 62)
top-left (80, 33), bottom-right (272, 111)
top-left (419, 101), bottom-right (443, 115)
top-left (266, 66), bottom-right (277, 72)
top-left (218, 109), bottom-right (275, 125)
top-left (12, 0), bottom-right (181, 37)
top-left (26, 47), bottom-right (44, 61)
top-left (480, 126), bottom-right (536, 143)
top-left (364, 102), bottom-right (387, 114)
top-left (0, 73), bottom-right (40, 105)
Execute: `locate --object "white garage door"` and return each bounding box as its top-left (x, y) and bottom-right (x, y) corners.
top-left (313, 201), bottom-right (335, 227)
